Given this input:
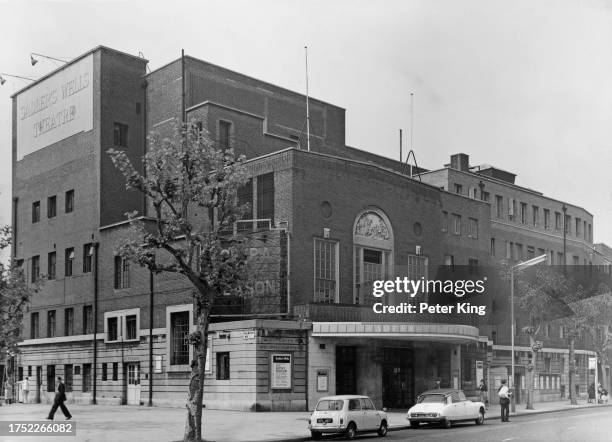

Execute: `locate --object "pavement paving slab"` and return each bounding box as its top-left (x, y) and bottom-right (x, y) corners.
top-left (0, 400), bottom-right (610, 442)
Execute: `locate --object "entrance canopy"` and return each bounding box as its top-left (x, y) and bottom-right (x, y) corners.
top-left (312, 322), bottom-right (480, 344)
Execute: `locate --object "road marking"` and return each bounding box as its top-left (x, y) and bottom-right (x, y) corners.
top-left (566, 426), bottom-right (576, 430)
top-left (502, 438), bottom-right (515, 441)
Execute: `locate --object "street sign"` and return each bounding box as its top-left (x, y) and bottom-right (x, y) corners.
top-left (588, 357), bottom-right (597, 370)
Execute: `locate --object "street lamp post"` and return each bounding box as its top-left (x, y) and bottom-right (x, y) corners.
top-left (510, 254), bottom-right (547, 413)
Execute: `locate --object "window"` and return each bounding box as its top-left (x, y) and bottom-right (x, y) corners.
top-left (218, 120), bottom-right (232, 149)
top-left (256, 173), bottom-right (274, 222)
top-left (46, 195), bottom-right (57, 218)
top-left (31, 255), bottom-right (40, 283)
top-left (64, 247), bottom-right (74, 277)
top-left (31, 312), bottom-right (39, 339)
top-left (516, 243), bottom-right (523, 260)
top-left (114, 256), bottom-right (130, 289)
top-left (481, 191), bottom-right (490, 202)
top-left (527, 246), bottom-right (535, 259)
top-left (83, 363), bottom-right (91, 392)
top-left (216, 352), bottom-right (230, 380)
top-left (28, 366), bottom-right (32, 377)
top-left (83, 305), bottom-right (93, 334)
top-left (237, 179), bottom-right (253, 221)
top-left (454, 183), bottom-right (463, 195)
top-left (113, 122), bottom-right (128, 147)
top-left (452, 214), bottom-right (461, 235)
top-left (555, 212), bottom-right (562, 230)
top-left (495, 195), bottom-right (503, 219)
top-left (47, 252), bottom-right (56, 280)
top-left (348, 398), bottom-right (361, 410)
top-left (441, 211), bottom-right (448, 232)
top-left (64, 364), bottom-right (73, 392)
top-left (47, 310), bottom-right (56, 338)
top-left (520, 202), bottom-right (527, 224)
top-left (468, 218), bottom-right (478, 239)
top-left (170, 311), bottom-right (190, 365)
top-left (112, 362), bottom-right (118, 381)
top-left (544, 209), bottom-right (550, 229)
top-left (314, 238), bottom-right (338, 303)
top-left (125, 315), bottom-right (137, 340)
top-left (65, 190), bottom-right (74, 213)
top-left (468, 258), bottom-right (479, 273)
top-left (558, 252), bottom-right (564, 265)
top-left (83, 244), bottom-right (93, 273)
top-left (565, 215), bottom-right (571, 235)
top-left (575, 218), bottom-right (581, 237)
top-left (468, 187), bottom-right (477, 199)
top-left (32, 201), bottom-right (40, 223)
top-left (102, 363), bottom-right (107, 382)
top-left (444, 255), bottom-right (455, 267)
top-left (64, 308), bottom-right (74, 336)
top-left (47, 365), bottom-right (55, 392)
top-left (583, 221), bottom-right (587, 240)
top-left (573, 255), bottom-right (579, 265)
top-left (490, 238), bottom-right (496, 256)
top-left (408, 255), bottom-right (428, 280)
top-left (107, 317), bottom-right (118, 341)
top-left (588, 224), bottom-right (592, 242)
top-left (532, 206), bottom-right (539, 226)
top-left (508, 198), bottom-right (516, 221)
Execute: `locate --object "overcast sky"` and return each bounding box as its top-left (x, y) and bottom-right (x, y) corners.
top-left (1, 0), bottom-right (611, 256)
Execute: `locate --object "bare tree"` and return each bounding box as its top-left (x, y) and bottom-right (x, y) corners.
top-left (108, 123), bottom-right (253, 442)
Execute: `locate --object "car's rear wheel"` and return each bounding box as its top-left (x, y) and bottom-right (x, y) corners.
top-left (443, 419), bottom-right (452, 429)
top-left (475, 409), bottom-right (485, 425)
top-left (346, 422), bottom-right (357, 439)
top-left (311, 430), bottom-right (322, 440)
top-left (377, 420), bottom-right (388, 437)
top-left (410, 420), bottom-right (420, 428)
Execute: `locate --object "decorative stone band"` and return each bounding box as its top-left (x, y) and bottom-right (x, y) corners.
top-left (312, 321), bottom-right (480, 344)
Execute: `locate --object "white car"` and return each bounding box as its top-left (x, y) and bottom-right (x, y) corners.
top-left (406, 389), bottom-right (485, 429)
top-left (309, 395), bottom-right (388, 439)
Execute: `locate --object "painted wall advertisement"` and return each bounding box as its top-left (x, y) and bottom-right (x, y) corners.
top-left (16, 54), bottom-right (94, 159)
top-left (271, 354), bottom-right (292, 389)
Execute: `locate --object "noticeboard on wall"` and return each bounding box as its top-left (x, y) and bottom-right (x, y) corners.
top-left (317, 369), bottom-right (328, 392)
top-left (271, 354), bottom-right (292, 389)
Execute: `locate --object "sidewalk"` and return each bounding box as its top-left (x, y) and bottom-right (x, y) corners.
top-left (0, 400), bottom-right (610, 442)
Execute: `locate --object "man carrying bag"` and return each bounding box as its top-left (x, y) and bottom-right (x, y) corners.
top-left (498, 379), bottom-right (511, 422)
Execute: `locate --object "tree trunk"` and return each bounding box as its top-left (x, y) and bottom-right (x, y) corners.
top-left (569, 336), bottom-right (577, 405)
top-left (526, 335), bottom-right (537, 410)
top-left (183, 309), bottom-right (210, 442)
top-left (601, 354), bottom-right (609, 395)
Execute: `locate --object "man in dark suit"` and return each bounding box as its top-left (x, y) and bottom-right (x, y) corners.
top-left (46, 376), bottom-right (72, 420)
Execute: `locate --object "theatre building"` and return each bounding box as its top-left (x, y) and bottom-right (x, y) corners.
top-left (5, 45), bottom-right (602, 411)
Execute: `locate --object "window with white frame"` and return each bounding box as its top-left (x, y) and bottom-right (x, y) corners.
top-left (314, 238), bottom-right (338, 303)
top-left (353, 210), bottom-right (393, 305)
top-left (407, 254), bottom-right (428, 297)
top-left (166, 304), bottom-right (194, 371)
top-left (104, 309), bottom-right (140, 343)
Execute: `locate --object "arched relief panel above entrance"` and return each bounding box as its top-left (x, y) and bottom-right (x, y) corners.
top-left (353, 209), bottom-right (394, 249)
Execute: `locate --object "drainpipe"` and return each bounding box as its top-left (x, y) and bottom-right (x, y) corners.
top-left (148, 269), bottom-right (154, 407)
top-left (92, 241), bottom-right (100, 405)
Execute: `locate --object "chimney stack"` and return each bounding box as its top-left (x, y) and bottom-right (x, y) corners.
top-left (450, 153), bottom-right (470, 172)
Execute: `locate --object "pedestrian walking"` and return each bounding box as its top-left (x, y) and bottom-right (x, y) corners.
top-left (479, 378), bottom-right (489, 409)
top-left (22, 377), bottom-right (29, 404)
top-left (588, 383), bottom-right (595, 403)
top-left (46, 377), bottom-right (71, 420)
top-left (498, 379), bottom-right (511, 422)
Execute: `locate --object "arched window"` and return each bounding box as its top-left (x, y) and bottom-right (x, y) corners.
top-left (353, 209), bottom-right (394, 305)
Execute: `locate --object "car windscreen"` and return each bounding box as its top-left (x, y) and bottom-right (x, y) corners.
top-left (316, 400), bottom-right (344, 411)
top-left (417, 394), bottom-right (446, 404)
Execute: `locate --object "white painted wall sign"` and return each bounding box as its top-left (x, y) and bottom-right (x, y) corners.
top-left (16, 54), bottom-right (94, 159)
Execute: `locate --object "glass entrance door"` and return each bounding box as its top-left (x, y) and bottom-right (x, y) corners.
top-left (382, 348), bottom-right (414, 409)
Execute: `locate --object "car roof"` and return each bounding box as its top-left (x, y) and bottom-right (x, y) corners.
top-left (418, 389), bottom-right (465, 396)
top-left (316, 395), bottom-right (371, 401)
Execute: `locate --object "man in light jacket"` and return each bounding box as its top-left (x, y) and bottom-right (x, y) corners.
top-left (498, 379), bottom-right (511, 422)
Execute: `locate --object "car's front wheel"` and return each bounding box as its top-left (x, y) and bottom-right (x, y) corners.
top-left (443, 419), bottom-right (452, 429)
top-left (378, 420), bottom-right (388, 437)
top-left (475, 409), bottom-right (485, 425)
top-left (346, 422), bottom-right (357, 439)
top-left (311, 430), bottom-right (322, 440)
